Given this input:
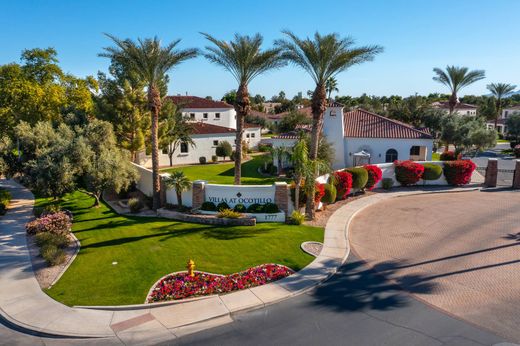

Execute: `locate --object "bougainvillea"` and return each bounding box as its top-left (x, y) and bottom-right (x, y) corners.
top-left (363, 165), bottom-right (383, 190)
top-left (443, 160), bottom-right (476, 186)
top-left (333, 171), bottom-right (353, 199)
top-left (394, 160), bottom-right (424, 186)
top-left (147, 264), bottom-right (294, 302)
top-left (440, 151), bottom-right (458, 161)
top-left (26, 212), bottom-right (72, 236)
top-left (314, 183), bottom-right (325, 204)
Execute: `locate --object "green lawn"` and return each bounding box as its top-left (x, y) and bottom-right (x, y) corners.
top-left (497, 139), bottom-right (510, 144)
top-left (38, 192), bottom-right (322, 306)
top-left (161, 154), bottom-right (286, 185)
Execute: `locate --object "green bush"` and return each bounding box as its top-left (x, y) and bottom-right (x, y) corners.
top-left (35, 232), bottom-right (70, 249)
top-left (216, 201), bottom-right (230, 211)
top-left (258, 143), bottom-right (271, 152)
top-left (216, 141), bottom-right (232, 160)
top-left (211, 155), bottom-right (218, 163)
top-left (40, 244), bottom-right (66, 266)
top-left (322, 183), bottom-right (337, 204)
top-left (128, 198), bottom-right (143, 213)
top-left (201, 201), bottom-right (217, 211)
top-left (247, 203), bottom-right (264, 213)
top-left (289, 211), bottom-right (305, 225)
top-left (199, 156), bottom-right (207, 164)
top-left (263, 203), bottom-right (279, 213)
top-left (382, 178), bottom-right (394, 190)
top-left (422, 163), bottom-right (443, 180)
top-left (233, 204), bottom-right (247, 212)
top-left (217, 209), bottom-right (242, 218)
top-left (345, 167), bottom-right (369, 189)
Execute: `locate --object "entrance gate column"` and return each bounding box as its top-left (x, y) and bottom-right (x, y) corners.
top-left (513, 160), bottom-right (520, 189)
top-left (484, 158), bottom-right (498, 188)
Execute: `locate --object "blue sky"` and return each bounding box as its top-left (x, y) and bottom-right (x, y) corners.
top-left (1, 0), bottom-right (519, 99)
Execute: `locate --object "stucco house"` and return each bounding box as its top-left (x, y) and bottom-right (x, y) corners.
top-left (270, 102), bottom-right (433, 170)
top-left (432, 101), bottom-right (478, 116)
top-left (486, 106), bottom-right (520, 135)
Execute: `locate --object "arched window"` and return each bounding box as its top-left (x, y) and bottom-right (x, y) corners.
top-left (410, 146), bottom-right (420, 156)
top-left (385, 149), bottom-right (398, 162)
top-left (180, 142), bottom-right (189, 154)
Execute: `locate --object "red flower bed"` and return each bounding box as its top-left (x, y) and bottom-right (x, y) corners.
top-left (394, 160), bottom-right (424, 186)
top-left (26, 211), bottom-right (72, 235)
top-left (147, 264), bottom-right (294, 302)
top-left (363, 165), bottom-right (383, 190)
top-left (443, 160), bottom-right (476, 186)
top-left (440, 150), bottom-right (456, 161)
top-left (314, 183), bottom-right (325, 203)
top-left (333, 171), bottom-right (353, 199)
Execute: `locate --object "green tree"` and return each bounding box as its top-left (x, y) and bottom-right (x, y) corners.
top-left (506, 114), bottom-right (520, 141)
top-left (277, 110), bottom-right (311, 133)
top-left (159, 101), bottom-right (194, 166)
top-left (275, 31), bottom-right (382, 219)
top-left (163, 171), bottom-right (191, 207)
top-left (100, 35), bottom-right (197, 210)
top-left (202, 32), bottom-right (285, 185)
top-left (221, 90), bottom-right (237, 105)
top-left (215, 141), bottom-right (232, 160)
top-left (487, 83), bottom-right (517, 127)
top-left (325, 77), bottom-right (339, 100)
top-left (432, 65), bottom-right (485, 115)
top-left (468, 127), bottom-right (497, 154)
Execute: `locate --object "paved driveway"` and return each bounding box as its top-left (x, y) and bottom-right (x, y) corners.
top-left (350, 190), bottom-right (520, 342)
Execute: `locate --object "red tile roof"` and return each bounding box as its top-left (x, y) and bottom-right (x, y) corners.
top-left (167, 95), bottom-right (233, 109)
top-left (191, 122), bottom-right (235, 135)
top-left (432, 101), bottom-right (477, 110)
top-left (343, 109), bottom-right (432, 139)
top-left (244, 123), bottom-right (261, 129)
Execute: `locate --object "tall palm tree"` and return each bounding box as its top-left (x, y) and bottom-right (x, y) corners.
top-left (325, 77), bottom-right (339, 100)
top-left (275, 31), bottom-right (382, 219)
top-left (201, 33), bottom-right (285, 185)
top-left (100, 35), bottom-right (197, 210)
top-left (432, 66), bottom-right (485, 114)
top-left (487, 82), bottom-right (516, 127)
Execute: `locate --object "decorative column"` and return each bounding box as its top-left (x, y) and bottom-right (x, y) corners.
top-left (274, 182), bottom-right (289, 219)
top-left (192, 180), bottom-right (206, 209)
top-left (513, 160), bottom-right (520, 189)
top-left (484, 158), bottom-right (498, 188)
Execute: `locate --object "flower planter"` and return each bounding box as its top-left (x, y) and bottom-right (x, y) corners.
top-left (198, 210), bottom-right (285, 223)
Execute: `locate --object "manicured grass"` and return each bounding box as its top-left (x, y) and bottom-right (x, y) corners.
top-left (497, 139), bottom-right (510, 143)
top-left (39, 192), bottom-right (322, 306)
top-left (432, 152), bottom-right (441, 161)
top-left (161, 154), bottom-right (286, 185)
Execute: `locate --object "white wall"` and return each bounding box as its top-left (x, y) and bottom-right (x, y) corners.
top-left (244, 127), bottom-right (261, 148)
top-left (183, 108), bottom-right (236, 129)
top-left (344, 138), bottom-right (433, 167)
top-left (132, 163), bottom-right (154, 197)
top-left (502, 109), bottom-right (520, 119)
top-left (322, 106), bottom-right (346, 170)
top-left (204, 183), bottom-right (276, 207)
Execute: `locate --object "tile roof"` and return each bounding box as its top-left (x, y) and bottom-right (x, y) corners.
top-left (191, 122), bottom-right (235, 135)
top-left (244, 123), bottom-right (261, 129)
top-left (343, 109), bottom-right (433, 139)
top-left (432, 101), bottom-right (477, 110)
top-left (167, 95), bottom-right (234, 109)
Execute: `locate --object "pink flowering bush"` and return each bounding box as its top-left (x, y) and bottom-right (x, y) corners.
top-left (26, 211), bottom-right (72, 236)
top-left (148, 264), bottom-right (294, 302)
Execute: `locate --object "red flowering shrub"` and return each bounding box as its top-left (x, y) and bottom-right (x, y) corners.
top-left (514, 144), bottom-right (520, 158)
top-left (394, 160), bottom-right (424, 186)
top-left (363, 165), bottom-right (383, 190)
top-left (333, 171), bottom-right (353, 199)
top-left (314, 183), bottom-right (325, 203)
top-left (443, 160), bottom-right (476, 186)
top-left (290, 181), bottom-right (325, 206)
top-left (440, 151), bottom-right (456, 161)
top-left (26, 212), bottom-right (72, 236)
top-left (147, 264), bottom-right (294, 302)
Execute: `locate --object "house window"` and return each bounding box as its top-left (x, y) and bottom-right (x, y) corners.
top-left (505, 111), bottom-right (509, 118)
top-left (385, 149), bottom-right (398, 162)
top-left (213, 140), bottom-right (219, 146)
top-left (215, 113), bottom-right (220, 120)
top-left (246, 133), bottom-right (250, 138)
top-left (467, 111), bottom-right (470, 115)
top-left (190, 113), bottom-right (195, 120)
top-left (251, 133), bottom-right (255, 138)
top-left (410, 146), bottom-right (421, 156)
top-left (180, 142), bottom-right (189, 154)
top-left (203, 113), bottom-right (208, 119)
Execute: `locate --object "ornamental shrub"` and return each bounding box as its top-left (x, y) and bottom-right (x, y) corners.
top-left (217, 209), bottom-right (242, 218)
top-left (216, 201), bottom-right (230, 212)
top-left (322, 183), bottom-right (337, 204)
top-left (333, 171), bottom-right (353, 200)
top-left (364, 165), bottom-right (383, 190)
top-left (35, 232), bottom-right (70, 249)
top-left (345, 167), bottom-right (369, 190)
top-left (0, 189), bottom-right (11, 215)
top-left (247, 203), bottom-right (264, 213)
top-left (199, 156), bottom-right (207, 164)
top-left (216, 141), bottom-right (233, 160)
top-left (263, 203), bottom-right (279, 213)
top-left (40, 244), bottom-right (66, 266)
top-left (201, 201), bottom-right (217, 211)
top-left (382, 178), bottom-right (394, 190)
top-left (211, 155), bottom-right (218, 163)
top-left (394, 160), bottom-right (424, 186)
top-left (422, 163), bottom-right (443, 181)
top-left (233, 203), bottom-right (247, 212)
top-left (289, 211), bottom-right (305, 225)
top-left (315, 183), bottom-right (325, 204)
top-left (128, 197), bottom-right (143, 213)
top-left (443, 160), bottom-right (476, 186)
top-left (26, 212), bottom-right (72, 236)
top-left (440, 150), bottom-right (456, 161)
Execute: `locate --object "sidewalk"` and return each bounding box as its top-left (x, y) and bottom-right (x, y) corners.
top-left (0, 179), bottom-right (482, 343)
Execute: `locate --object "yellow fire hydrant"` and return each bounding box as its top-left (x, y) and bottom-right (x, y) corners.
top-left (187, 259), bottom-right (195, 277)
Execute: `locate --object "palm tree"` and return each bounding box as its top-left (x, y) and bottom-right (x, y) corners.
top-left (163, 171), bottom-right (191, 208)
top-left (487, 83), bottom-right (516, 127)
top-left (275, 31), bottom-right (382, 219)
top-left (201, 33), bottom-right (285, 185)
top-left (100, 35), bottom-right (197, 210)
top-left (270, 146), bottom-right (290, 176)
top-left (432, 66), bottom-right (486, 115)
top-left (325, 77), bottom-right (339, 100)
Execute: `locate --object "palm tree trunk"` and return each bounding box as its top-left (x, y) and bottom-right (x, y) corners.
top-left (294, 177), bottom-right (301, 210)
top-left (495, 97), bottom-right (501, 128)
top-left (234, 84), bottom-right (251, 185)
top-left (149, 84), bottom-right (162, 210)
top-left (305, 84), bottom-right (327, 220)
top-left (448, 92), bottom-right (457, 115)
top-left (177, 191), bottom-right (182, 208)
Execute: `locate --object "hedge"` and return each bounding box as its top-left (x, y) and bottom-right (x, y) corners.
top-left (422, 163), bottom-right (443, 181)
top-left (364, 165), bottom-right (383, 190)
top-left (322, 183), bottom-right (337, 204)
top-left (394, 160), bottom-right (424, 186)
top-left (345, 167), bottom-right (368, 190)
top-left (332, 171), bottom-right (353, 200)
top-left (443, 160), bottom-right (476, 186)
